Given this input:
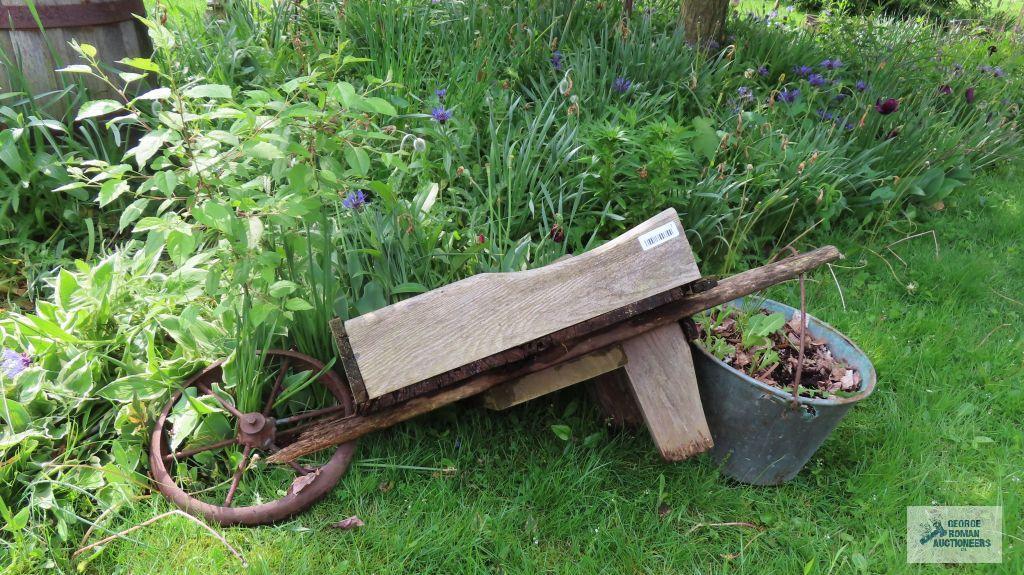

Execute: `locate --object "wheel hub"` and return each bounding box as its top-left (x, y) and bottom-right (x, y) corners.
top-left (238, 412), bottom-right (276, 449)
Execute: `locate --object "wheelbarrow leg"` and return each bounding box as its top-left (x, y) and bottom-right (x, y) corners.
top-left (617, 323), bottom-right (713, 461)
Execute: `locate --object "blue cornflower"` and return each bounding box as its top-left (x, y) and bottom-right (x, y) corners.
top-left (820, 58), bottom-right (843, 70)
top-left (793, 65), bottom-right (813, 77)
top-left (612, 77), bottom-right (632, 94)
top-left (993, 67), bottom-right (1005, 78)
top-left (737, 86), bottom-right (754, 101)
top-left (757, 65), bottom-right (770, 77)
top-left (854, 80), bottom-right (869, 92)
top-left (979, 65), bottom-right (993, 74)
top-left (808, 73), bottom-right (826, 87)
top-left (342, 190), bottom-right (368, 211)
top-left (431, 106), bottom-right (453, 124)
top-left (778, 88), bottom-right (800, 103)
top-left (551, 50), bottom-right (563, 71)
top-left (435, 88), bottom-right (447, 100)
top-left (1, 348), bottom-right (31, 379)
top-left (835, 93), bottom-right (848, 102)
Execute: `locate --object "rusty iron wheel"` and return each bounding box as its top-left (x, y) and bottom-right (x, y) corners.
top-left (149, 349), bottom-right (357, 526)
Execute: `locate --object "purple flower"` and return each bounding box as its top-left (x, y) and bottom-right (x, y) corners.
top-left (342, 190), bottom-right (368, 210)
top-left (965, 87), bottom-right (976, 104)
top-left (551, 50), bottom-right (563, 72)
top-left (1, 348), bottom-right (31, 379)
top-left (854, 80), bottom-right (868, 92)
top-left (938, 84), bottom-right (952, 95)
top-left (737, 86), bottom-right (753, 101)
top-left (993, 67), bottom-right (1005, 78)
top-left (612, 77), bottom-right (632, 94)
top-left (431, 106), bottom-right (452, 123)
top-left (979, 65), bottom-right (993, 74)
top-left (952, 63), bottom-right (964, 75)
top-left (834, 93), bottom-right (848, 102)
top-left (435, 88), bottom-right (447, 100)
top-left (757, 65), bottom-right (769, 77)
top-left (816, 109), bottom-right (834, 121)
top-left (874, 98), bottom-right (899, 115)
top-left (793, 65), bottom-right (813, 77)
top-left (778, 87), bottom-right (800, 103)
top-left (820, 58), bottom-right (843, 70)
top-left (808, 73), bottom-right (826, 87)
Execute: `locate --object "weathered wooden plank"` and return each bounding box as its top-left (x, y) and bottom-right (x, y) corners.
top-left (481, 345), bottom-right (627, 411)
top-left (621, 324), bottom-right (712, 461)
top-left (588, 369), bottom-right (645, 429)
top-left (271, 246), bottom-right (842, 464)
top-left (342, 208), bottom-right (700, 403)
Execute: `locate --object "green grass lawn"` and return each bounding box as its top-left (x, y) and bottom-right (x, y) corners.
top-left (68, 164), bottom-right (1023, 574)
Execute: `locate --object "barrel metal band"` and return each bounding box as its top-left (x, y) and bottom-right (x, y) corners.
top-left (0, 0), bottom-right (146, 30)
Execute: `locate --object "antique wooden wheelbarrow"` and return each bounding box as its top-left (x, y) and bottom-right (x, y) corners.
top-left (150, 209), bottom-right (841, 526)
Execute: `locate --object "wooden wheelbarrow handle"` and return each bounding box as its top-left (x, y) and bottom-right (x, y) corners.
top-left (268, 246), bottom-right (841, 464)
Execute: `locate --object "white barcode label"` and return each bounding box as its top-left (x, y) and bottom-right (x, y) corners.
top-left (638, 222), bottom-right (680, 251)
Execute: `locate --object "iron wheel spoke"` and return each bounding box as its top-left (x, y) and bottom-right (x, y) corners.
top-left (163, 437), bottom-right (238, 463)
top-left (223, 446), bottom-right (252, 507)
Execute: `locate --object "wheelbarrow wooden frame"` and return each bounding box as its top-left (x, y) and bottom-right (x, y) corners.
top-left (268, 245), bottom-right (842, 464)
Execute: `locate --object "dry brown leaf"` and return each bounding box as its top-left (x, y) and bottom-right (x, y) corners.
top-left (331, 516), bottom-right (365, 530)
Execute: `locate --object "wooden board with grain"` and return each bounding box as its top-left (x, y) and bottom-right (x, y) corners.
top-left (620, 323), bottom-right (713, 461)
top-left (481, 345), bottom-right (627, 411)
top-left (340, 208), bottom-right (701, 405)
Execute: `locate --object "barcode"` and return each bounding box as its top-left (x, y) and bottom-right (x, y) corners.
top-left (638, 222), bottom-right (679, 251)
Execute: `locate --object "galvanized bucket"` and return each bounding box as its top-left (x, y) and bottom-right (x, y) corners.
top-left (691, 298), bottom-right (876, 485)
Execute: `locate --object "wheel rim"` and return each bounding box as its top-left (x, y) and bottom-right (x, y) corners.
top-left (149, 349), bottom-right (357, 526)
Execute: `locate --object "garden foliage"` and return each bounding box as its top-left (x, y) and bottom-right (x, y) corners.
top-left (0, 0), bottom-right (1020, 565)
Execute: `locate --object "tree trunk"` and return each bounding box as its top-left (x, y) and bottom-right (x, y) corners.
top-left (680, 0), bottom-right (730, 47)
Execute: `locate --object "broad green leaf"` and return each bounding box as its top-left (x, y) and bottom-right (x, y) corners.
top-left (245, 141), bottom-right (283, 160)
top-left (76, 99), bottom-right (123, 121)
top-left (119, 199), bottom-right (149, 232)
top-left (192, 201), bottom-right (234, 233)
top-left (360, 97), bottom-right (397, 116)
top-left (136, 87), bottom-right (171, 101)
top-left (344, 144), bottom-right (370, 175)
top-left (4, 508), bottom-right (29, 532)
top-left (0, 397), bottom-right (29, 432)
top-left (119, 57), bottom-right (160, 73)
top-left (285, 298), bottom-right (314, 311)
top-left (269, 280), bottom-right (298, 297)
top-left (391, 282), bottom-right (428, 295)
top-left (56, 64), bottom-right (93, 74)
top-left (129, 129), bottom-right (169, 169)
top-left (98, 179), bottom-right (130, 207)
top-left (183, 84), bottom-right (232, 99)
top-left (95, 374), bottom-right (165, 401)
top-left (551, 424), bottom-right (572, 441)
top-left (75, 43), bottom-right (97, 58)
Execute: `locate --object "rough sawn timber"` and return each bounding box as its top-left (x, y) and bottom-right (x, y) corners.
top-left (620, 323), bottom-right (712, 460)
top-left (339, 208), bottom-right (700, 407)
top-left (268, 246), bottom-right (842, 464)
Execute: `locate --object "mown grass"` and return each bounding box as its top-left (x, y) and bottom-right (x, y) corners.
top-left (65, 163), bottom-right (1023, 574)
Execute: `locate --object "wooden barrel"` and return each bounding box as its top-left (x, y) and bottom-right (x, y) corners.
top-left (0, 0), bottom-right (151, 98)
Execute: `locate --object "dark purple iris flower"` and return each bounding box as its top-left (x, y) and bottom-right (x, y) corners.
top-left (342, 190), bottom-right (368, 211)
top-left (855, 80), bottom-right (869, 92)
top-left (431, 106), bottom-right (453, 123)
top-left (794, 65), bottom-right (813, 77)
top-left (778, 87), bottom-right (800, 103)
top-left (820, 58), bottom-right (843, 70)
top-left (551, 50), bottom-right (563, 72)
top-left (874, 98), bottom-right (899, 115)
top-left (808, 73), bottom-right (826, 87)
top-left (965, 87), bottom-right (976, 104)
top-left (612, 77), bottom-right (632, 94)
top-left (938, 84), bottom-right (952, 95)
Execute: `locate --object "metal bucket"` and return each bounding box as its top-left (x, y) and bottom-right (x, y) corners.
top-left (691, 298), bottom-right (876, 485)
